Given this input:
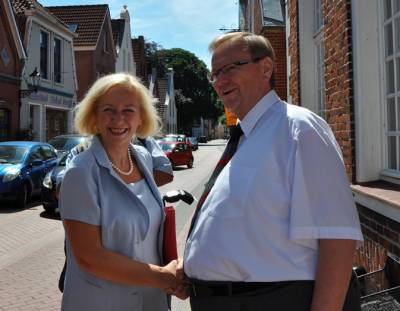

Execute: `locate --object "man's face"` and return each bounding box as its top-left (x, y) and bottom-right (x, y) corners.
top-left (211, 41), bottom-right (272, 120)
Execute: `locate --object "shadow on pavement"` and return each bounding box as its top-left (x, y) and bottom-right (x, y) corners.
top-left (172, 166), bottom-right (190, 171)
top-left (40, 210), bottom-right (61, 221)
top-left (0, 196), bottom-right (42, 214)
top-left (199, 142), bottom-right (227, 147)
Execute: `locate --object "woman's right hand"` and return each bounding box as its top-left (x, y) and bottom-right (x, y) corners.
top-left (163, 258), bottom-right (189, 300)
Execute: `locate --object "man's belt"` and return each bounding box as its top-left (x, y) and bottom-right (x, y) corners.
top-left (188, 279), bottom-right (294, 297)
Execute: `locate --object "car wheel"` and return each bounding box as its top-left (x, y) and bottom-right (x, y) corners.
top-left (16, 183), bottom-right (28, 209)
top-left (187, 158), bottom-right (193, 168)
top-left (43, 203), bottom-right (55, 213)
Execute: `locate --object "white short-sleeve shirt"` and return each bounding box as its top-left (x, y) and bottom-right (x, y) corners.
top-left (184, 90), bottom-right (363, 282)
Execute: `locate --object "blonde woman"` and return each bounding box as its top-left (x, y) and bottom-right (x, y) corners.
top-left (59, 73), bottom-right (181, 310)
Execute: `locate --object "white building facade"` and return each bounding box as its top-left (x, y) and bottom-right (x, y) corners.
top-left (114, 5), bottom-right (136, 75)
top-left (16, 0), bottom-right (77, 141)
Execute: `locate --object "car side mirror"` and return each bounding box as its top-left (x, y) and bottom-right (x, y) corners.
top-left (30, 159), bottom-right (44, 167)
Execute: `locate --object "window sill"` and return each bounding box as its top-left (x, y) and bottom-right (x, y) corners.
top-left (351, 181), bottom-right (400, 223)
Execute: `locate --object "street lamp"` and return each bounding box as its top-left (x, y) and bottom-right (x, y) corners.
top-left (19, 67), bottom-right (40, 98)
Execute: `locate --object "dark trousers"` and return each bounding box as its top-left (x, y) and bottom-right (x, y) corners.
top-left (190, 274), bottom-right (361, 311)
top-left (190, 281), bottom-right (314, 311)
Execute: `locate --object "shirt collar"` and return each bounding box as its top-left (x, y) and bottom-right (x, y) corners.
top-left (239, 90), bottom-right (280, 137)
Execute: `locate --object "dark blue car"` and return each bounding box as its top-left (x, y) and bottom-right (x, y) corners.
top-left (0, 141), bottom-right (58, 209)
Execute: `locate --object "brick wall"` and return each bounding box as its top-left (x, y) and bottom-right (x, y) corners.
top-left (357, 204), bottom-right (400, 258)
top-left (75, 51), bottom-right (94, 101)
top-left (324, 0), bottom-right (355, 181)
top-left (287, 0), bottom-right (300, 105)
top-left (132, 36), bottom-right (148, 85)
top-left (243, 0), bottom-right (287, 101)
top-left (261, 27), bottom-right (287, 101)
top-left (0, 2), bottom-right (22, 140)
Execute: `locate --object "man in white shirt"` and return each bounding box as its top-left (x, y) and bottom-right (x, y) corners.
top-left (182, 32), bottom-right (363, 310)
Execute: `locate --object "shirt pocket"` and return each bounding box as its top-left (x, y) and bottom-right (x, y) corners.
top-left (207, 165), bottom-right (257, 218)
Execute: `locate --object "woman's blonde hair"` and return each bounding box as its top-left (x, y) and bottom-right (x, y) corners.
top-left (74, 73), bottom-right (160, 138)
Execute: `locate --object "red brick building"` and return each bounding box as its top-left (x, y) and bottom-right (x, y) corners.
top-left (132, 35), bottom-right (148, 85)
top-left (287, 0), bottom-right (400, 268)
top-left (0, 0), bottom-right (26, 140)
top-left (47, 5), bottom-right (116, 101)
top-left (239, 0), bottom-right (287, 101)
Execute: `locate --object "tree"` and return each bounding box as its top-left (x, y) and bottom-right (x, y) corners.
top-left (155, 48), bottom-right (222, 134)
top-left (145, 40), bottom-right (165, 76)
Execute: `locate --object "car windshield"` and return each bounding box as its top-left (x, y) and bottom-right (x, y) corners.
top-left (0, 145), bottom-right (28, 164)
top-left (48, 137), bottom-right (85, 151)
top-left (160, 144), bottom-right (173, 152)
top-left (163, 137), bottom-right (178, 142)
top-left (188, 137), bottom-right (197, 143)
top-left (58, 153), bottom-right (69, 166)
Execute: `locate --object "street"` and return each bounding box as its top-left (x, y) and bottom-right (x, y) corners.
top-left (0, 140), bottom-right (225, 311)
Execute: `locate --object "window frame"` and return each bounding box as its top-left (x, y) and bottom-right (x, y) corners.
top-left (40, 31), bottom-right (49, 80)
top-left (313, 0), bottom-right (325, 119)
top-left (314, 0), bottom-right (323, 33)
top-left (53, 37), bottom-right (62, 84)
top-left (381, 0), bottom-right (400, 180)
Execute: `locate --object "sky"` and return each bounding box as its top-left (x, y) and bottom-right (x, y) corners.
top-left (40, 0), bottom-right (239, 69)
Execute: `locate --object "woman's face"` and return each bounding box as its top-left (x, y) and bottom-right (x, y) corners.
top-left (95, 86), bottom-right (142, 149)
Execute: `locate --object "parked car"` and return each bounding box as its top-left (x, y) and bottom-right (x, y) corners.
top-left (47, 134), bottom-right (88, 156)
top-left (0, 141), bottom-right (58, 208)
top-left (41, 152), bottom-right (68, 213)
top-left (197, 135), bottom-right (207, 143)
top-left (162, 134), bottom-right (189, 143)
top-left (41, 136), bottom-right (91, 213)
top-left (187, 137), bottom-right (199, 151)
top-left (159, 141), bottom-right (194, 168)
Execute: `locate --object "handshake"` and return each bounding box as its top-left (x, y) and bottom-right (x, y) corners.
top-left (161, 258), bottom-right (190, 300)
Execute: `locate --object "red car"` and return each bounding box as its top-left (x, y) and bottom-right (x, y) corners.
top-left (159, 141), bottom-right (194, 168)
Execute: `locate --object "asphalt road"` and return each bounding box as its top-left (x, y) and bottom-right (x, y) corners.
top-left (0, 140), bottom-right (225, 311)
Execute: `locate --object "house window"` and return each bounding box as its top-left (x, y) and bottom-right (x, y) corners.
top-left (40, 31), bottom-right (48, 79)
top-left (383, 0), bottom-right (400, 170)
top-left (54, 38), bottom-right (61, 83)
top-left (0, 108), bottom-right (10, 141)
top-left (314, 0), bottom-right (325, 119)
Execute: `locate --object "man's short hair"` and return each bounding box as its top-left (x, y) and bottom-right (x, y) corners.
top-left (74, 73), bottom-right (160, 138)
top-left (209, 32), bottom-right (276, 88)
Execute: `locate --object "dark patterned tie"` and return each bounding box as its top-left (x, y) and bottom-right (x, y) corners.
top-left (187, 124), bottom-right (243, 237)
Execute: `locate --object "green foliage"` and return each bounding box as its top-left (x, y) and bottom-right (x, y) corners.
top-left (154, 48), bottom-right (223, 133)
top-left (218, 114), bottom-right (226, 125)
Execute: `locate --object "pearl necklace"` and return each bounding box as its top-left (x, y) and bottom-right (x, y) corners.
top-left (110, 150), bottom-right (134, 176)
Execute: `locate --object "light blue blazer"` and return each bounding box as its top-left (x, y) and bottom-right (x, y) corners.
top-left (59, 136), bottom-right (167, 311)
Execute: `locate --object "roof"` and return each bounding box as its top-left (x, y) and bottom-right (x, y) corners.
top-left (10, 0), bottom-right (34, 15)
top-left (111, 19), bottom-right (125, 49)
top-left (46, 4), bottom-right (109, 46)
top-left (3, 0), bottom-right (26, 59)
top-left (11, 0), bottom-right (73, 39)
